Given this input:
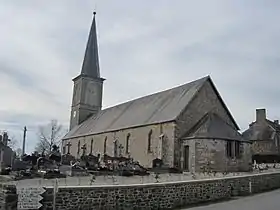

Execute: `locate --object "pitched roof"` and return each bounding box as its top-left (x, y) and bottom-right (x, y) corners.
top-left (183, 112), bottom-right (245, 141)
top-left (64, 76), bottom-right (208, 139)
top-left (266, 119), bottom-right (280, 131)
top-left (63, 76), bottom-right (239, 140)
top-left (80, 12), bottom-right (100, 79)
top-left (242, 119), bottom-right (278, 141)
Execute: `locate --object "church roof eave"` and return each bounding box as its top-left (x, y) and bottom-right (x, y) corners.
top-left (64, 76), bottom-right (239, 140)
top-left (62, 120), bottom-right (176, 140)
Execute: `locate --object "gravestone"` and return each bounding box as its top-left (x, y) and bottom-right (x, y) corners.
top-left (61, 154), bottom-right (75, 165)
top-left (152, 158), bottom-right (163, 168)
top-left (66, 142), bottom-right (72, 154)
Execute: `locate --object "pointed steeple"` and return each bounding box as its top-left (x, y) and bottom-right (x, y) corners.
top-left (81, 12), bottom-right (100, 78)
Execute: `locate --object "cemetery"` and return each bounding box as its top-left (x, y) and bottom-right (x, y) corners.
top-left (1, 139), bottom-right (280, 210)
top-left (2, 142), bottom-right (152, 184)
top-left (1, 141), bottom-right (279, 189)
top-left (1, 138), bottom-right (280, 186)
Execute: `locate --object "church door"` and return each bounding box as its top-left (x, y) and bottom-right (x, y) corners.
top-left (183, 146), bottom-right (189, 171)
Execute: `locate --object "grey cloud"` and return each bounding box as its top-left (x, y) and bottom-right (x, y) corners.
top-left (1, 0), bottom-right (280, 152)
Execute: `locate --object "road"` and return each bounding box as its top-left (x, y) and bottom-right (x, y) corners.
top-left (186, 189), bottom-right (280, 210)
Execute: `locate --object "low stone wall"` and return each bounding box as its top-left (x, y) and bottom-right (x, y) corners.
top-left (38, 172), bottom-right (280, 210)
top-left (0, 184), bottom-right (17, 210)
top-left (1, 172), bottom-right (280, 209)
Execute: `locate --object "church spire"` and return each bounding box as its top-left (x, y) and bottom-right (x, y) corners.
top-left (81, 12), bottom-right (100, 78)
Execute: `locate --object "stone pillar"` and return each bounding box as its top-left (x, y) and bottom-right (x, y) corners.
top-left (0, 184), bottom-right (17, 210)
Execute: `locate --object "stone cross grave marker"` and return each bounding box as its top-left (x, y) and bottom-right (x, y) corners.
top-left (66, 142), bottom-right (72, 154)
top-left (81, 144), bottom-right (87, 156)
top-left (17, 186), bottom-right (46, 209)
top-left (118, 144), bottom-right (124, 157)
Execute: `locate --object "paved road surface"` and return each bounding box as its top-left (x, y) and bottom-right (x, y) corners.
top-left (185, 189), bottom-right (280, 210)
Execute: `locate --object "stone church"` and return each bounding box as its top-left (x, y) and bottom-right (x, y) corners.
top-left (62, 13), bottom-right (252, 172)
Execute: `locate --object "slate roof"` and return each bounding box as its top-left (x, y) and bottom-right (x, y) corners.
top-left (183, 112), bottom-right (246, 142)
top-left (242, 119), bottom-right (278, 141)
top-left (64, 76), bottom-right (239, 140)
top-left (80, 12), bottom-right (100, 79)
top-left (266, 119), bottom-right (280, 131)
top-left (64, 76), bottom-right (206, 139)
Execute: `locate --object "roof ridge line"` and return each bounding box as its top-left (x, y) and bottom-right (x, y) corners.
top-left (101, 76), bottom-right (210, 113)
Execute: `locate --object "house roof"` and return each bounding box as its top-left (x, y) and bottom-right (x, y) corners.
top-left (266, 119), bottom-right (280, 131)
top-left (63, 76), bottom-right (239, 140)
top-left (183, 112), bottom-right (246, 142)
top-left (242, 119), bottom-right (278, 141)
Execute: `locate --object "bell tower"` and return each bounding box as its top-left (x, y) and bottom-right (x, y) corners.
top-left (69, 12), bottom-right (105, 130)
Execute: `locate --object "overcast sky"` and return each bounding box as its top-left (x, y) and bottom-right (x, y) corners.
top-left (1, 0), bottom-right (280, 153)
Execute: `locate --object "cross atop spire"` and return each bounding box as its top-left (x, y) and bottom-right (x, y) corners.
top-left (80, 12), bottom-right (100, 78)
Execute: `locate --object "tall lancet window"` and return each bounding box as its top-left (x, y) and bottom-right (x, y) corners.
top-left (114, 140), bottom-right (118, 157)
top-left (90, 139), bottom-right (94, 154)
top-left (77, 140), bottom-right (81, 155)
top-left (62, 146), bottom-right (66, 155)
top-left (126, 133), bottom-right (131, 154)
top-left (103, 136), bottom-right (107, 154)
top-left (148, 130), bottom-right (153, 153)
top-left (158, 134), bottom-right (164, 160)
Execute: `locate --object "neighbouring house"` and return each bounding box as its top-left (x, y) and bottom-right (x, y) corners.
top-left (0, 132), bottom-right (14, 167)
top-left (242, 108), bottom-right (280, 163)
top-left (61, 13), bottom-right (252, 172)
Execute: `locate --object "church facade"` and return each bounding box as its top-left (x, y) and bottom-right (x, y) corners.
top-left (62, 14), bottom-right (252, 172)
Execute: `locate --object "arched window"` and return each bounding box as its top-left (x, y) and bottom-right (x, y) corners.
top-left (62, 146), bottom-right (66, 155)
top-left (148, 130), bottom-right (152, 153)
top-left (90, 139), bottom-right (94, 154)
top-left (103, 136), bottom-right (107, 154)
top-left (77, 140), bottom-right (80, 155)
top-left (126, 133), bottom-right (131, 154)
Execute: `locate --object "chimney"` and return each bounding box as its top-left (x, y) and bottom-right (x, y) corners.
top-left (256, 108), bottom-right (266, 122)
top-left (274, 120), bottom-right (279, 125)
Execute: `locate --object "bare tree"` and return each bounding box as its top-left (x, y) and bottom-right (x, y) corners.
top-left (15, 148), bottom-right (22, 158)
top-left (1, 132), bottom-right (18, 150)
top-left (35, 119), bottom-right (66, 154)
top-left (7, 136), bottom-right (18, 150)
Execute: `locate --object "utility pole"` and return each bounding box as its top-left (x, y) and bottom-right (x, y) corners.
top-left (22, 126), bottom-right (27, 159)
top-left (0, 132), bottom-right (5, 173)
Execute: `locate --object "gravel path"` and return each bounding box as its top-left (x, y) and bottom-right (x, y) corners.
top-left (9, 168), bottom-right (280, 187)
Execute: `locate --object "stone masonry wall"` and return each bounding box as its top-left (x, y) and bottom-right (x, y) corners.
top-left (252, 140), bottom-right (279, 155)
top-left (194, 139), bottom-right (252, 172)
top-left (0, 184), bottom-right (17, 210)
top-left (39, 172), bottom-right (280, 210)
top-left (175, 79), bottom-right (237, 168)
top-left (63, 122), bottom-right (176, 169)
